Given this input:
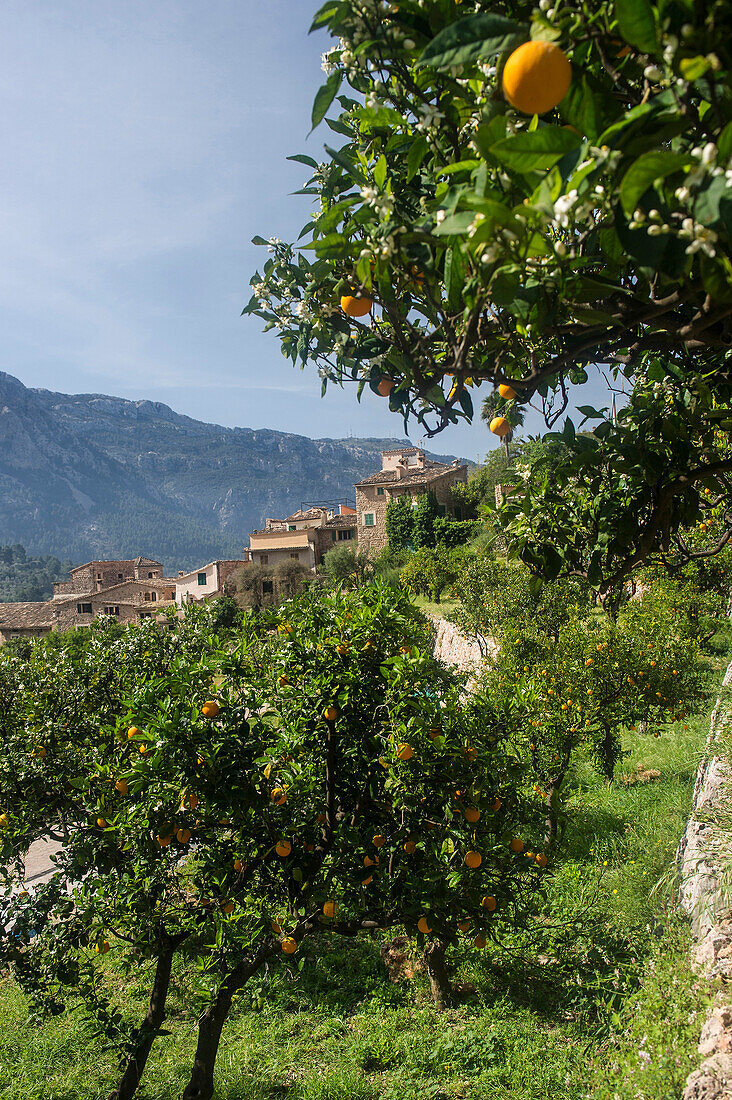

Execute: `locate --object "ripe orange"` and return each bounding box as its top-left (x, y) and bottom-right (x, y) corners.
top-left (275, 840), bottom-right (292, 857)
top-left (271, 787), bottom-right (288, 805)
top-left (127, 726), bottom-right (140, 739)
top-left (396, 743), bottom-right (414, 761)
top-left (96, 818), bottom-right (107, 828)
top-left (474, 933), bottom-right (487, 949)
top-left (181, 792), bottom-right (199, 811)
top-left (341, 294), bottom-right (372, 318)
top-left (115, 779), bottom-right (129, 795)
top-left (490, 797), bottom-right (502, 812)
top-left (362, 874), bottom-right (374, 886)
top-left (0, 813), bottom-right (9, 828)
top-left (428, 727), bottom-right (442, 740)
top-left (502, 41), bottom-right (572, 115)
top-left (404, 839), bottom-right (417, 854)
top-left (457, 919), bottom-right (471, 932)
top-left (482, 895), bottom-right (497, 912)
top-left (95, 940), bottom-right (111, 954)
top-left (323, 900), bottom-right (339, 918)
top-left (271, 920), bottom-right (282, 933)
top-left (498, 384), bottom-right (517, 400)
top-left (336, 644), bottom-right (348, 656)
top-left (535, 853), bottom-right (548, 868)
top-left (282, 937), bottom-right (298, 954)
top-left (234, 858), bottom-right (244, 873)
top-left (364, 855), bottom-right (379, 867)
top-left (157, 834), bottom-right (173, 847)
top-left (377, 377), bottom-right (394, 397)
top-left (324, 706), bottom-right (339, 722)
top-left (464, 807), bottom-right (481, 823)
top-left (202, 700), bottom-right (220, 718)
top-left (465, 850), bottom-right (482, 869)
top-left (221, 900), bottom-right (235, 915)
top-left (509, 838), bottom-right (525, 854)
top-left (373, 834), bottom-right (386, 848)
top-left (278, 675), bottom-right (290, 687)
top-left (33, 745), bottom-right (47, 759)
top-left (176, 828), bottom-right (192, 844)
top-left (139, 743), bottom-right (148, 754)
top-left (417, 916), bottom-right (432, 934)
top-left (490, 416), bottom-right (511, 437)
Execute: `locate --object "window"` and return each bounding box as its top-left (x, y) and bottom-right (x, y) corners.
top-left (76, 603), bottom-right (92, 615)
top-left (118, 573), bottom-right (123, 580)
top-left (197, 572), bottom-right (207, 585)
top-left (290, 552), bottom-right (300, 560)
top-left (376, 487), bottom-right (385, 496)
top-left (331, 532), bottom-right (337, 542)
top-left (364, 513), bottom-right (375, 527)
top-left (97, 573), bottom-right (102, 580)
top-left (103, 606), bottom-right (120, 616)
top-left (151, 592), bottom-right (157, 602)
top-left (148, 571), bottom-right (154, 578)
top-left (139, 611), bottom-right (152, 619)
top-left (288, 524), bottom-right (296, 531)
top-left (337, 530), bottom-right (353, 541)
top-left (260, 554), bottom-right (269, 565)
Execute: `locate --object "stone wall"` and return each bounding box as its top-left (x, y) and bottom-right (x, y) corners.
top-left (677, 656), bottom-right (732, 1100)
top-left (429, 614), bottom-right (497, 677)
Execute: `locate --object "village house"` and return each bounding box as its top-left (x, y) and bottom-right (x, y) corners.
top-left (355, 447), bottom-right (468, 556)
top-left (249, 505), bottom-right (357, 572)
top-left (0, 557), bottom-right (179, 644)
top-left (176, 559), bottom-right (250, 604)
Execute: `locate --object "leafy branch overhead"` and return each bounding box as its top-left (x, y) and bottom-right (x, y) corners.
top-left (246, 0), bottom-right (732, 590)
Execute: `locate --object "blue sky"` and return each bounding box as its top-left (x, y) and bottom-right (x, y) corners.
top-left (0, 1), bottom-right (611, 464)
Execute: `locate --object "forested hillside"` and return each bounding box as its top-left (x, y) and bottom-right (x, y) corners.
top-left (0, 544), bottom-right (73, 602)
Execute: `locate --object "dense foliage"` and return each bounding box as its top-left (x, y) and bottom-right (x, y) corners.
top-left (247, 0), bottom-right (732, 587)
top-left (0, 544), bottom-right (73, 603)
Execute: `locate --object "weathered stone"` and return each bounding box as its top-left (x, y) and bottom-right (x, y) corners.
top-left (430, 615), bottom-right (496, 678)
top-left (699, 1007), bottom-right (732, 1056)
top-left (683, 1053), bottom-right (732, 1100)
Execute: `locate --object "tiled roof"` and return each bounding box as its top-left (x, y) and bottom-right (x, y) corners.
top-left (285, 508), bottom-right (326, 522)
top-left (380, 447), bottom-right (423, 457)
top-left (251, 543), bottom-right (311, 554)
top-left (324, 514), bottom-right (358, 528)
top-left (356, 460), bottom-right (466, 488)
top-left (70, 557), bottom-right (162, 574)
top-left (0, 602), bottom-right (59, 628)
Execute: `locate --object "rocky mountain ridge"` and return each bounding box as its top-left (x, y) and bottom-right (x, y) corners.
top-left (0, 372), bottom-right (462, 571)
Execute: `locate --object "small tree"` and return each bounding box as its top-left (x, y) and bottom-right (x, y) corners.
top-left (385, 494), bottom-right (414, 552)
top-left (400, 546), bottom-right (464, 604)
top-left (1, 585), bottom-right (543, 1100)
top-left (321, 544), bottom-right (374, 587)
top-left (412, 491), bottom-right (440, 549)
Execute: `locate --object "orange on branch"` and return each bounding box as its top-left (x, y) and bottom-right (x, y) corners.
top-left (233, 859), bottom-right (244, 873)
top-left (502, 41), bottom-right (572, 115)
top-left (201, 700), bottom-right (220, 718)
top-left (127, 726), bottom-right (140, 739)
top-left (464, 807), bottom-right (481, 823)
top-left (176, 828), bottom-right (192, 844)
top-left (377, 377), bottom-right (394, 397)
top-left (275, 840), bottom-right (292, 857)
top-left (509, 838), bottom-right (525, 854)
top-left (115, 779), bottom-right (129, 795)
top-left (498, 384), bottom-right (518, 401)
top-left (323, 900), bottom-right (339, 918)
top-left (490, 416), bottom-right (511, 438)
top-left (396, 742), bottom-right (414, 761)
top-left (373, 834), bottom-right (386, 848)
top-left (271, 787), bottom-right (288, 805)
top-left (404, 839), bottom-right (417, 854)
top-left (474, 934), bottom-right (487, 949)
top-left (482, 895), bottom-right (497, 912)
top-left (457, 919), bottom-right (471, 932)
top-left (282, 937), bottom-right (298, 954)
top-left (324, 706), bottom-right (339, 722)
top-left (465, 850), bottom-right (482, 869)
top-left (417, 916), bottom-right (432, 934)
top-left (341, 294), bottom-right (372, 318)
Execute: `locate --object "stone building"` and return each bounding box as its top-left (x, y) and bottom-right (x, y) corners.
top-left (176, 559), bottom-right (249, 604)
top-left (249, 506), bottom-right (357, 572)
top-left (0, 557), bottom-right (179, 644)
top-left (355, 448), bottom-right (468, 557)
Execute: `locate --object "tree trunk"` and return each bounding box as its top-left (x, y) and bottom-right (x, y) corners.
top-left (181, 946), bottom-right (274, 1100)
top-left (424, 940), bottom-right (452, 1011)
top-left (108, 935), bottom-right (183, 1100)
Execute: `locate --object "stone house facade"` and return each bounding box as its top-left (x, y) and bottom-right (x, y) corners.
top-left (250, 506), bottom-right (357, 572)
top-left (52, 556), bottom-right (165, 598)
top-left (355, 448), bottom-right (468, 556)
top-left (176, 559), bottom-right (249, 604)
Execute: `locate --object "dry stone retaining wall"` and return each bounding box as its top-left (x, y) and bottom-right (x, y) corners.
top-left (429, 614), bottom-right (496, 678)
top-left (678, 657), bottom-right (732, 1100)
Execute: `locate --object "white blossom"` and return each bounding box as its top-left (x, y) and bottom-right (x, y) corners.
top-left (361, 185), bottom-right (379, 205)
top-left (434, 209), bottom-right (447, 225)
top-left (552, 190), bottom-right (579, 227)
top-left (415, 103), bottom-right (444, 132)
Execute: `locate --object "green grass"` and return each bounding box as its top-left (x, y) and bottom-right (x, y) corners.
top-left (413, 595), bottom-right (461, 619)
top-left (1, 665), bottom-right (727, 1100)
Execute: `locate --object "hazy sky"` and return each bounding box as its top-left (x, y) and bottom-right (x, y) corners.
top-left (0, 1), bottom-right (610, 463)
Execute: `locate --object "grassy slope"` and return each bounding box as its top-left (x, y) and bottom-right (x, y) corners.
top-left (1, 659), bottom-right (726, 1100)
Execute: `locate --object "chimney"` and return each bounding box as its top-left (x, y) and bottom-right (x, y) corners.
top-left (414, 449), bottom-right (425, 468)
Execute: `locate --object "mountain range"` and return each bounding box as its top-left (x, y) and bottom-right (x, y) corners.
top-left (0, 372), bottom-right (461, 572)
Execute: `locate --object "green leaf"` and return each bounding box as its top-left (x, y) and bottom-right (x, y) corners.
top-left (311, 70), bottom-right (343, 131)
top-left (615, 0), bottom-right (657, 53)
top-left (373, 155), bottom-right (387, 189)
top-left (619, 151), bottom-right (692, 217)
top-left (251, 236), bottom-right (269, 247)
top-left (287, 154), bottom-right (319, 170)
top-left (407, 136), bottom-right (429, 182)
top-left (719, 121), bottom-right (732, 166)
top-left (679, 55), bottom-right (710, 81)
top-left (444, 246), bottom-right (466, 311)
top-left (309, 3), bottom-right (342, 32)
top-left (491, 127), bottom-right (582, 173)
top-left (418, 13), bottom-right (527, 70)
top-left (432, 211), bottom-right (478, 236)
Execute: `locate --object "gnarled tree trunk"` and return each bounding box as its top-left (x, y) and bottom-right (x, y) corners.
top-left (424, 939), bottom-right (452, 1011)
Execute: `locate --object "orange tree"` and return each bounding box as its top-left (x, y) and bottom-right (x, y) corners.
top-left (0, 583), bottom-right (546, 1100)
top-left (482, 592), bottom-right (703, 844)
top-left (246, 0), bottom-right (732, 592)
